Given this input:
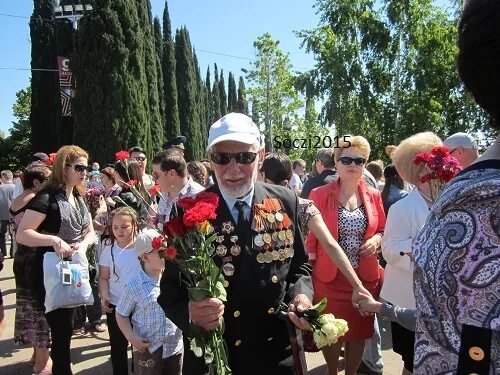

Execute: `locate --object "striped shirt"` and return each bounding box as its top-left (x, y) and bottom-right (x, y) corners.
top-left (116, 269), bottom-right (183, 358)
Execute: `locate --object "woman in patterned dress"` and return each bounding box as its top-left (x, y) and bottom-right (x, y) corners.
top-left (306, 137), bottom-right (385, 375)
top-left (11, 164), bottom-right (52, 374)
top-left (413, 1), bottom-right (500, 373)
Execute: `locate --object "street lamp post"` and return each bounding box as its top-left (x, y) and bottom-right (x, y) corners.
top-left (53, 3), bottom-right (93, 30)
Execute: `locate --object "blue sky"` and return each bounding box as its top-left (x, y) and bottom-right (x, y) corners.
top-left (0, 0), bottom-right (318, 135)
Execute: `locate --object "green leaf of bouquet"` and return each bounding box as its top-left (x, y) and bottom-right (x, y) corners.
top-left (188, 286), bottom-right (212, 301)
top-left (214, 280), bottom-right (227, 302)
top-left (311, 297), bottom-right (328, 313)
top-left (204, 346), bottom-right (214, 364)
top-left (190, 337), bottom-right (204, 358)
top-left (206, 233), bottom-right (217, 244)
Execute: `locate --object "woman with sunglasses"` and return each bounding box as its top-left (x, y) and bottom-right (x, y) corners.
top-left (306, 135), bottom-right (386, 375)
top-left (17, 146), bottom-right (96, 375)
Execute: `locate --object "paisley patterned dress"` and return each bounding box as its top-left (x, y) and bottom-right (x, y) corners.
top-left (413, 161), bottom-right (500, 374)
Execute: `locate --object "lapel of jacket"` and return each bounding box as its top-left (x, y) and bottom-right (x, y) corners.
top-left (324, 181), bottom-right (340, 239)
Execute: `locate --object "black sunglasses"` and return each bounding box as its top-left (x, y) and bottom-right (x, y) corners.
top-left (338, 156), bottom-right (366, 166)
top-left (67, 164), bottom-right (88, 173)
top-left (210, 152), bottom-right (257, 165)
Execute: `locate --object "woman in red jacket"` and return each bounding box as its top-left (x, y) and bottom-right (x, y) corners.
top-left (307, 136), bottom-right (386, 375)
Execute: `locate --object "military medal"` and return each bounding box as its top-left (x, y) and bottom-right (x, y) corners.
top-left (264, 251), bottom-right (273, 263)
top-left (286, 229), bottom-right (293, 239)
top-left (254, 234), bottom-right (265, 247)
top-left (271, 232), bottom-right (279, 241)
top-left (275, 212), bottom-right (284, 222)
top-left (256, 252), bottom-right (265, 263)
top-left (271, 250), bottom-right (279, 261)
top-left (263, 233), bottom-right (272, 244)
top-left (216, 235), bottom-right (225, 243)
top-left (230, 235), bottom-right (238, 243)
top-left (278, 249), bottom-right (287, 261)
top-left (267, 212), bottom-right (276, 223)
top-left (222, 221), bottom-right (234, 234)
top-left (222, 263), bottom-right (235, 276)
top-left (216, 245), bottom-right (227, 257)
top-left (230, 244), bottom-right (241, 256)
top-left (278, 231), bottom-right (286, 241)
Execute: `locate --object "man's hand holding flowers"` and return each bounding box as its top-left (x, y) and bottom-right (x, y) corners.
top-left (288, 294), bottom-right (313, 330)
top-left (189, 298), bottom-right (225, 331)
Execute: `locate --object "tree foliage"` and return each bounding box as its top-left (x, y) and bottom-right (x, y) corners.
top-left (297, 0), bottom-right (483, 160)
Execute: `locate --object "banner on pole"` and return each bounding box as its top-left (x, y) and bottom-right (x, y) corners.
top-left (57, 56), bottom-right (75, 116)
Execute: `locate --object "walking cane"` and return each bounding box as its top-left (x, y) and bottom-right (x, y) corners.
top-left (278, 311), bottom-right (308, 375)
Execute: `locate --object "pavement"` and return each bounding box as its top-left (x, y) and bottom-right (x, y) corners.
top-left (0, 253), bottom-right (404, 374)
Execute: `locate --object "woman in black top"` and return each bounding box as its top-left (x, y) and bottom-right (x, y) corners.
top-left (11, 164), bottom-right (51, 374)
top-left (17, 146), bottom-right (96, 375)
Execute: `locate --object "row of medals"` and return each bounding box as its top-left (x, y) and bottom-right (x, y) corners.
top-left (253, 207), bottom-right (295, 264)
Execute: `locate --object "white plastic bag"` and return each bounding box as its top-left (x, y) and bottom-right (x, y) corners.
top-left (43, 251), bottom-right (94, 313)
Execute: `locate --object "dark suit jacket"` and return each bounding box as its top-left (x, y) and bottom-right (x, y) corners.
top-left (158, 182), bottom-right (313, 375)
top-left (300, 169), bottom-right (338, 199)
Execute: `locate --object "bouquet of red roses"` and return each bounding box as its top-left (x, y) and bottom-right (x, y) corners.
top-left (152, 191), bottom-right (231, 375)
top-left (413, 146), bottom-right (461, 201)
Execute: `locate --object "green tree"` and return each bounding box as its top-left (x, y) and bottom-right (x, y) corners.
top-left (236, 76), bottom-right (248, 114)
top-left (211, 64), bottom-right (221, 122)
top-left (0, 87), bottom-right (33, 169)
top-left (175, 27), bottom-right (202, 160)
top-left (30, 0), bottom-right (58, 153)
top-left (246, 33), bottom-right (303, 151)
top-left (154, 16), bottom-right (165, 129)
top-left (218, 69), bottom-right (227, 117)
top-left (73, 0), bottom-right (161, 162)
top-left (227, 72), bottom-right (238, 113)
top-left (162, 0), bottom-right (180, 139)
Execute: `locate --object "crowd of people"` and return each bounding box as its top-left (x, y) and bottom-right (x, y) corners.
top-left (0, 0), bottom-right (498, 374)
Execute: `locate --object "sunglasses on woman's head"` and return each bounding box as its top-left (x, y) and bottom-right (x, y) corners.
top-left (67, 164), bottom-right (88, 173)
top-left (133, 156), bottom-right (147, 162)
top-left (210, 152), bottom-right (257, 165)
top-left (338, 156), bottom-right (366, 166)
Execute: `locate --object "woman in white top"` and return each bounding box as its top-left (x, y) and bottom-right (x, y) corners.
top-left (99, 206), bottom-right (141, 375)
top-left (381, 132), bottom-right (442, 374)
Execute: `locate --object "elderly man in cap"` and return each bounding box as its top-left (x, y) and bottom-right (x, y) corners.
top-left (162, 136), bottom-right (186, 156)
top-left (443, 132), bottom-right (479, 169)
top-left (158, 113), bottom-right (313, 374)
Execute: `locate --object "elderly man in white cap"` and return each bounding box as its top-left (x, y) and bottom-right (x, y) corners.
top-left (444, 132), bottom-right (480, 168)
top-left (158, 113), bottom-right (313, 374)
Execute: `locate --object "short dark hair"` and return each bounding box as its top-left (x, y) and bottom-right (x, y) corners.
top-left (152, 151), bottom-right (187, 177)
top-left (22, 165), bottom-right (50, 189)
top-left (261, 153), bottom-right (293, 186)
top-left (458, 0), bottom-right (500, 128)
top-left (187, 161), bottom-right (207, 186)
top-left (315, 148), bottom-right (335, 169)
top-left (292, 159), bottom-right (306, 169)
top-left (128, 146), bottom-right (145, 154)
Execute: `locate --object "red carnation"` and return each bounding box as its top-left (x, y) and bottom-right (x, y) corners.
top-left (115, 150), bottom-right (130, 161)
top-left (126, 180), bottom-right (137, 187)
top-left (195, 192), bottom-right (219, 207)
top-left (164, 246), bottom-right (177, 260)
top-left (178, 196), bottom-right (196, 210)
top-left (183, 202), bottom-right (217, 228)
top-left (163, 217), bottom-right (187, 238)
top-left (149, 184), bottom-right (161, 196)
top-left (152, 235), bottom-right (165, 250)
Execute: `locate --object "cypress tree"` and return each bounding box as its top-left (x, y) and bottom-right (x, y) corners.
top-left (237, 76), bottom-right (248, 114)
top-left (162, 1), bottom-right (180, 140)
top-left (218, 69), bottom-right (227, 116)
top-left (154, 16), bottom-right (165, 131)
top-left (228, 72), bottom-right (238, 113)
top-left (193, 51), bottom-right (205, 154)
top-left (205, 66), bottom-right (212, 123)
top-left (30, 0), bottom-right (58, 153)
top-left (175, 27), bottom-right (202, 161)
top-left (73, 0), bottom-right (157, 162)
top-left (211, 64), bottom-right (221, 122)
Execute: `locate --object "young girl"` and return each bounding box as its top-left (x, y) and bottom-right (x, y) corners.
top-left (99, 207), bottom-right (141, 375)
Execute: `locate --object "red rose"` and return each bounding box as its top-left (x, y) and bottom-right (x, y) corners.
top-left (44, 152), bottom-right (57, 166)
top-left (183, 202), bottom-right (217, 228)
top-left (115, 150), bottom-right (130, 161)
top-left (178, 196), bottom-right (196, 210)
top-left (152, 235), bottom-right (165, 250)
top-left (149, 184), bottom-right (161, 196)
top-left (164, 246), bottom-right (177, 260)
top-left (163, 217), bottom-right (187, 238)
top-left (195, 192), bottom-right (219, 207)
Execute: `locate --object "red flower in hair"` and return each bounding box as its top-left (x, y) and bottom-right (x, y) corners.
top-left (164, 246), bottom-right (177, 260)
top-left (44, 153), bottom-right (57, 166)
top-left (115, 150), bottom-right (130, 161)
top-left (149, 184), bottom-right (161, 196)
top-left (163, 217), bottom-right (187, 238)
top-left (152, 235), bottom-right (165, 250)
top-left (183, 202), bottom-right (217, 228)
